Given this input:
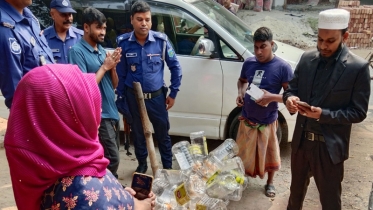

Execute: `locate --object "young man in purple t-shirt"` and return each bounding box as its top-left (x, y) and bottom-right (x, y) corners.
top-left (236, 27), bottom-right (293, 198)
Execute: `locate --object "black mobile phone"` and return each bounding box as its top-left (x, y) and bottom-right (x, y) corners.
top-left (296, 101), bottom-right (311, 109)
top-left (131, 172), bottom-right (153, 200)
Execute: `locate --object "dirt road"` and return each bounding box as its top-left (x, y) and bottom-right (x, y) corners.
top-left (1, 108), bottom-right (373, 209)
top-left (1, 6), bottom-right (373, 210)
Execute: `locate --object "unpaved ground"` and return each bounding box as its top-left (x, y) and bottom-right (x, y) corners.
top-left (1, 108), bottom-right (373, 210)
top-left (238, 10), bottom-right (318, 49)
top-left (238, 9), bottom-right (321, 49)
top-left (1, 7), bottom-right (373, 210)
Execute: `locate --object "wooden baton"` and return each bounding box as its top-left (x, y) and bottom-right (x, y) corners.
top-left (133, 82), bottom-right (159, 176)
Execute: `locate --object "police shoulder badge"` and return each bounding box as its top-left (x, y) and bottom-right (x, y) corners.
top-left (9, 38), bottom-right (21, 54)
top-left (167, 48), bottom-right (175, 58)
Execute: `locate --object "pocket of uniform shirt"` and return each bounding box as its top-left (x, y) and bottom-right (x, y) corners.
top-left (127, 57), bottom-right (140, 72)
top-left (148, 56), bottom-right (162, 73)
top-left (53, 52), bottom-right (61, 58)
top-left (52, 52), bottom-right (61, 63)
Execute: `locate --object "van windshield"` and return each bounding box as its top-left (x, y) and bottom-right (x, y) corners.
top-left (190, 0), bottom-right (254, 53)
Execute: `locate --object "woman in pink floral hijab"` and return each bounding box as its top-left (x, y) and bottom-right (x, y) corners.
top-left (5, 64), bottom-right (155, 210)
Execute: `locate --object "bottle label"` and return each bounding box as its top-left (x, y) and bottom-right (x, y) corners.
top-left (196, 204), bottom-right (207, 210)
top-left (189, 144), bottom-right (203, 155)
top-left (174, 152), bottom-right (191, 170)
top-left (174, 183), bottom-right (190, 206)
top-left (203, 137), bottom-right (208, 156)
top-left (206, 170), bottom-right (220, 187)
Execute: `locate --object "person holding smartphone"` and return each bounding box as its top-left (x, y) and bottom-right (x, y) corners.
top-left (283, 9), bottom-right (371, 210)
top-left (236, 27), bottom-right (293, 198)
top-left (4, 64), bottom-right (156, 210)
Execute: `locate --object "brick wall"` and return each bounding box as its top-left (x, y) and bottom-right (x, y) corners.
top-left (339, 0), bottom-right (373, 48)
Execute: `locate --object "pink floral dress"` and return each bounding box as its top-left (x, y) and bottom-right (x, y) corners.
top-left (41, 170), bottom-right (134, 210)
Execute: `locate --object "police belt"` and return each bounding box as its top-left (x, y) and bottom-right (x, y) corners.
top-left (129, 87), bottom-right (163, 99)
top-left (304, 131), bottom-right (325, 142)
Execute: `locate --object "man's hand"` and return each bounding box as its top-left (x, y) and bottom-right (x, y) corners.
top-left (256, 89), bottom-right (272, 107)
top-left (236, 95), bottom-right (244, 107)
top-left (102, 47), bottom-right (122, 71)
top-left (298, 105), bottom-right (322, 120)
top-left (166, 96), bottom-right (175, 110)
top-left (286, 96), bottom-right (300, 114)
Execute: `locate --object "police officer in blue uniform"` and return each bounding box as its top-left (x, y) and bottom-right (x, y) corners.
top-left (0, 0), bottom-right (54, 108)
top-left (116, 1), bottom-right (182, 173)
top-left (44, 0), bottom-right (83, 64)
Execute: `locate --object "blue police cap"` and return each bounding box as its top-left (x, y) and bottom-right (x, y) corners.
top-left (50, 0), bottom-right (76, 13)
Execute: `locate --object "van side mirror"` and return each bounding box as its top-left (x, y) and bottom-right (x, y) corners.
top-left (191, 37), bottom-right (216, 57)
top-left (210, 51), bottom-right (219, 59)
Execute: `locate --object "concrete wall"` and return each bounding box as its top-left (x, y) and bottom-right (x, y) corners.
top-left (274, 0), bottom-right (285, 7)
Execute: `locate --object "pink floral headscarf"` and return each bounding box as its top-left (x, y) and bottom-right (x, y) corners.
top-left (5, 64), bottom-right (109, 210)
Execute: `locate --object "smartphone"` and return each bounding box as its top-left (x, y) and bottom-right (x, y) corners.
top-left (296, 101), bottom-right (311, 109)
top-left (131, 172), bottom-right (153, 200)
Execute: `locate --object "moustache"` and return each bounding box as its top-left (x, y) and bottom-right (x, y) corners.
top-left (63, 21), bottom-right (73, 25)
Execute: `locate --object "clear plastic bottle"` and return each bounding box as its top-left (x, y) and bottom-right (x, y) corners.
top-left (156, 169), bottom-right (185, 186)
top-left (205, 171), bottom-right (240, 199)
top-left (209, 139), bottom-right (239, 162)
top-left (152, 178), bottom-right (170, 197)
top-left (172, 141), bottom-right (195, 171)
top-left (226, 174), bottom-right (249, 201)
top-left (156, 185), bottom-right (178, 209)
top-left (195, 194), bottom-right (227, 210)
top-left (221, 156), bottom-right (245, 174)
top-left (189, 131), bottom-right (208, 157)
top-left (220, 157), bottom-right (248, 201)
top-left (197, 157), bottom-right (222, 180)
top-left (184, 172), bottom-right (206, 199)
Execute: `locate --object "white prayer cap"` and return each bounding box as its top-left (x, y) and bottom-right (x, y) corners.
top-left (318, 9), bottom-right (350, 30)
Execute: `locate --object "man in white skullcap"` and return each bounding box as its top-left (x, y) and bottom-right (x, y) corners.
top-left (283, 8), bottom-right (371, 209)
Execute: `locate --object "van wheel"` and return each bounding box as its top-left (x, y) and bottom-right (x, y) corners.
top-left (276, 121), bottom-right (282, 144)
top-left (228, 113), bottom-right (241, 140)
top-left (228, 113), bottom-right (282, 144)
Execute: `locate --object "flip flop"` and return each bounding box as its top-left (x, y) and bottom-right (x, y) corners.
top-left (265, 184), bottom-right (276, 198)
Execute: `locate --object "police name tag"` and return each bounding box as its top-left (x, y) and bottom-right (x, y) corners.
top-left (51, 49), bottom-right (60, 53)
top-left (126, 53), bottom-right (137, 57)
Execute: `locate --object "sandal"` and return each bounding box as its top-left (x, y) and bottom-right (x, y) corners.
top-left (265, 184), bottom-right (276, 198)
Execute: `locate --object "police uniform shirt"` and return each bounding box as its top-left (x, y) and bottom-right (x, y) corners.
top-left (116, 30), bottom-right (182, 98)
top-left (68, 39), bottom-right (119, 121)
top-left (0, 0), bottom-right (54, 108)
top-left (44, 25), bottom-right (83, 64)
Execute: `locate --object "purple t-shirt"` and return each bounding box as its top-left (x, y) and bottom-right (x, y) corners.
top-left (240, 56), bottom-right (293, 124)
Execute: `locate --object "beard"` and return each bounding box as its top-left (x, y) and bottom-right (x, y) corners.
top-left (317, 41), bottom-right (343, 56)
top-left (89, 29), bottom-right (104, 44)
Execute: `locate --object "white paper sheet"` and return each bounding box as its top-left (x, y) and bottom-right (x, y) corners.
top-left (246, 83), bottom-right (264, 100)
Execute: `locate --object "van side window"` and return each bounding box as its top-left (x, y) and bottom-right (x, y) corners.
top-left (219, 40), bottom-right (240, 60)
top-left (67, 0), bottom-right (213, 55)
top-left (145, 2), bottom-right (209, 56)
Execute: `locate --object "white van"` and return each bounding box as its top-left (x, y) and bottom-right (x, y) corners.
top-left (32, 0), bottom-right (304, 142)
